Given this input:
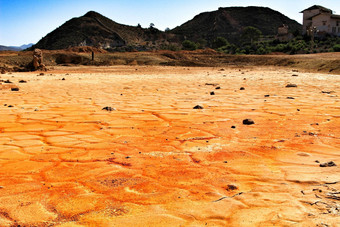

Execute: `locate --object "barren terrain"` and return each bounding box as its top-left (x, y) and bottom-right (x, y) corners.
top-left (0, 64), bottom-right (339, 226)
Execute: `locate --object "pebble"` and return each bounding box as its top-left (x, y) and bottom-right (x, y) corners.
top-left (102, 106), bottom-right (116, 111)
top-left (243, 119), bottom-right (255, 125)
top-left (320, 161), bottom-right (337, 167)
top-left (286, 83), bottom-right (297, 88)
top-left (193, 105), bottom-right (204, 109)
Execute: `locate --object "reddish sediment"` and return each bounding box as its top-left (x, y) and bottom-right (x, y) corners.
top-left (0, 66), bottom-right (339, 226)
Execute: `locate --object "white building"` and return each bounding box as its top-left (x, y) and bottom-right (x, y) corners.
top-left (300, 5), bottom-right (340, 37)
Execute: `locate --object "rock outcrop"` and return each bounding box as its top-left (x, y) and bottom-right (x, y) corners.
top-left (32, 49), bottom-right (46, 71)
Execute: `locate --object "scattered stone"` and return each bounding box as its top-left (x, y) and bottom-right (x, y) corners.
top-left (240, 87), bottom-right (245, 90)
top-left (286, 83), bottom-right (297, 88)
top-left (193, 105), bottom-right (204, 109)
top-left (225, 184), bottom-right (238, 191)
top-left (1, 69), bottom-right (5, 74)
top-left (11, 87), bottom-right (19, 91)
top-left (219, 68), bottom-right (225, 71)
top-left (19, 80), bottom-right (27, 83)
top-left (205, 83), bottom-right (219, 86)
top-left (320, 161), bottom-right (336, 167)
top-left (4, 79), bottom-right (12, 83)
top-left (8, 105), bottom-right (13, 108)
top-left (210, 91), bottom-right (215, 95)
top-left (315, 160), bottom-right (320, 163)
top-left (223, 161), bottom-right (228, 163)
top-left (292, 74), bottom-right (298, 77)
top-left (297, 109), bottom-right (300, 111)
top-left (322, 91), bottom-right (335, 94)
top-left (287, 97), bottom-right (295, 99)
top-left (243, 119), bottom-right (255, 125)
top-left (215, 86), bottom-right (221, 90)
top-left (231, 126), bottom-right (236, 129)
top-left (39, 72), bottom-right (45, 76)
top-left (264, 95), bottom-right (270, 97)
top-left (102, 106), bottom-right (116, 111)
top-left (62, 78), bottom-right (65, 80)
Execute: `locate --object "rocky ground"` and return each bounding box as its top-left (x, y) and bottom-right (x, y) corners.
top-left (0, 65), bottom-right (339, 226)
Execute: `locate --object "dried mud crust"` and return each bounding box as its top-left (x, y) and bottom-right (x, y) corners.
top-left (0, 66), bottom-right (339, 226)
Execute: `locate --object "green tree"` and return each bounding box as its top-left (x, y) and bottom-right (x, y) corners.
top-left (241, 26), bottom-right (262, 44)
top-left (182, 40), bottom-right (198, 50)
top-left (212, 37), bottom-right (229, 49)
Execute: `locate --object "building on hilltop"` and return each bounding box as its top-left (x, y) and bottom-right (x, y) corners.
top-left (301, 5), bottom-right (340, 37)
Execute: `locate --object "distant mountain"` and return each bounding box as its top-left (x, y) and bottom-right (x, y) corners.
top-left (0, 45), bottom-right (21, 51)
top-left (171, 6), bottom-right (302, 44)
top-left (31, 11), bottom-right (178, 50)
top-left (20, 43), bottom-right (34, 49)
top-left (0, 43), bottom-right (34, 51)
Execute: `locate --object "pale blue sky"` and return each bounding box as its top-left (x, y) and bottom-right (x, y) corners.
top-left (0, 0), bottom-right (339, 46)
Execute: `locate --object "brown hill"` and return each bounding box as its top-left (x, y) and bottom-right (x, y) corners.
top-left (31, 11), bottom-right (179, 50)
top-left (172, 6), bottom-right (302, 44)
top-left (30, 7), bottom-right (302, 50)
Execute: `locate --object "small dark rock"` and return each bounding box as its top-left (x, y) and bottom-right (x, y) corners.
top-left (315, 160), bottom-right (320, 163)
top-left (61, 78), bottom-right (65, 80)
top-left (264, 95), bottom-right (270, 97)
top-left (225, 184), bottom-right (238, 191)
top-left (287, 97), bottom-right (295, 99)
top-left (1, 69), bottom-right (6, 74)
top-left (210, 91), bottom-right (215, 95)
top-left (193, 105), bottom-right (204, 109)
top-left (215, 86), bottom-right (221, 90)
top-left (231, 126), bottom-right (236, 129)
top-left (11, 87), bottom-right (19, 91)
top-left (320, 161), bottom-right (336, 167)
top-left (322, 91), bottom-right (334, 94)
top-left (292, 74), bottom-right (298, 77)
top-left (205, 83), bottom-right (219, 86)
top-left (240, 87), bottom-right (245, 90)
top-left (8, 105), bottom-right (13, 108)
top-left (4, 79), bottom-right (12, 83)
top-left (286, 83), bottom-right (297, 88)
top-left (243, 119), bottom-right (255, 125)
top-left (18, 80), bottom-right (27, 83)
top-left (297, 109), bottom-right (300, 111)
top-left (40, 73), bottom-right (45, 76)
top-left (102, 106), bottom-right (116, 111)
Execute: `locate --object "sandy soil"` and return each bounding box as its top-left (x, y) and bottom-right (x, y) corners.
top-left (0, 65), bottom-right (339, 226)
